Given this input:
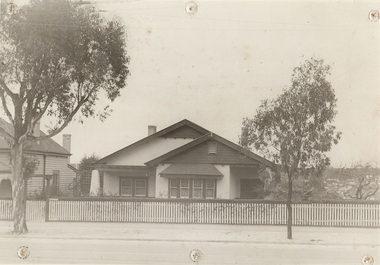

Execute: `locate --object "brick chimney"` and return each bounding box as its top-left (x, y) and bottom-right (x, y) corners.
top-left (62, 134), bottom-right (71, 163)
top-left (148, 125), bottom-right (156, 136)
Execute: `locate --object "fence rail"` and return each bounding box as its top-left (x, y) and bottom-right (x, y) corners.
top-left (0, 200), bottom-right (45, 221)
top-left (1, 199), bottom-right (379, 227)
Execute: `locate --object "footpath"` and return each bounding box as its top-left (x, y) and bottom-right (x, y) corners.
top-left (0, 221), bottom-right (379, 247)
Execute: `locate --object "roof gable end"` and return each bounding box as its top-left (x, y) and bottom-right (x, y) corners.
top-left (96, 119), bottom-right (210, 164)
top-left (145, 133), bottom-right (274, 168)
top-left (161, 125), bottom-right (204, 139)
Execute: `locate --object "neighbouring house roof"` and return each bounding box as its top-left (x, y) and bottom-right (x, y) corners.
top-left (160, 163), bottom-right (223, 178)
top-left (68, 164), bottom-right (79, 172)
top-left (0, 160), bottom-right (11, 173)
top-left (0, 118), bottom-right (70, 156)
top-left (96, 119), bottom-right (210, 164)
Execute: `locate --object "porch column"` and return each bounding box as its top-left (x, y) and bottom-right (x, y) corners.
top-left (90, 170), bottom-right (100, 196)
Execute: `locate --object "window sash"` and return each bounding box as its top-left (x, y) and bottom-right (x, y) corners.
top-left (205, 179), bottom-right (216, 199)
top-left (120, 178), bottom-right (147, 197)
top-left (120, 179), bottom-right (133, 196)
top-left (169, 178), bottom-right (216, 199)
top-left (135, 179), bottom-right (147, 197)
top-left (52, 170), bottom-right (60, 187)
top-left (193, 179), bottom-right (203, 199)
top-left (180, 179), bottom-right (190, 198)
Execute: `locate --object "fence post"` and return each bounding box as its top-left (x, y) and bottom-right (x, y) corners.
top-left (23, 177), bottom-right (28, 218)
top-left (45, 176), bottom-right (51, 222)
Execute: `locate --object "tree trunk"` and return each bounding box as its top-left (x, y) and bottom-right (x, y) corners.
top-left (11, 142), bottom-right (28, 234)
top-left (286, 176), bottom-right (292, 239)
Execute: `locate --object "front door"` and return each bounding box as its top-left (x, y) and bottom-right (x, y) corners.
top-left (240, 179), bottom-right (263, 199)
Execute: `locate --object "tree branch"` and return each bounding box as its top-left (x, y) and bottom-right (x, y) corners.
top-left (363, 186), bottom-right (379, 200)
top-left (0, 78), bottom-right (17, 101)
top-left (25, 93), bottom-right (54, 137)
top-left (344, 193), bottom-right (355, 199)
top-left (29, 90), bottom-right (94, 142)
top-left (0, 89), bottom-right (14, 125)
top-left (0, 124), bottom-right (13, 143)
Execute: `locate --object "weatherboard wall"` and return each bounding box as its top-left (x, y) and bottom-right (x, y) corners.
top-left (0, 152), bottom-right (75, 196)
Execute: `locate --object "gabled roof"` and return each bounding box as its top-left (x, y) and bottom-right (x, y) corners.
top-left (160, 163), bottom-right (223, 177)
top-left (145, 133), bottom-right (275, 168)
top-left (96, 119), bottom-right (210, 164)
top-left (0, 118), bottom-right (70, 156)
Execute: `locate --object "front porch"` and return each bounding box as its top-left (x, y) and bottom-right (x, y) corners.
top-left (91, 165), bottom-right (156, 197)
top-left (91, 163), bottom-right (265, 199)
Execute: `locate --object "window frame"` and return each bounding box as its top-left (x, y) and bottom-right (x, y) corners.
top-left (192, 179), bottom-right (203, 199)
top-left (169, 178), bottom-right (216, 199)
top-left (134, 179), bottom-right (148, 197)
top-left (120, 178), bottom-right (133, 197)
top-left (205, 179), bottom-right (216, 199)
top-left (180, 179), bottom-right (190, 198)
top-left (119, 177), bottom-right (148, 197)
top-left (52, 170), bottom-right (60, 187)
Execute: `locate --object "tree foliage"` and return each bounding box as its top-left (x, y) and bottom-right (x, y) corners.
top-left (0, 0), bottom-right (129, 233)
top-left (78, 153), bottom-right (99, 171)
top-left (0, 0), bottom-right (129, 138)
top-left (76, 153), bottom-right (99, 196)
top-left (242, 58), bottom-right (341, 238)
top-left (262, 170), bottom-right (325, 202)
top-left (22, 154), bottom-right (39, 179)
top-left (324, 164), bottom-right (380, 200)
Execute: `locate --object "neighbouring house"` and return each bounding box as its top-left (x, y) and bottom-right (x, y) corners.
top-left (0, 118), bottom-right (76, 198)
top-left (91, 119), bottom-right (275, 199)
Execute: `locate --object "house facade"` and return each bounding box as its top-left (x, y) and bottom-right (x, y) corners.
top-left (0, 118), bottom-right (76, 198)
top-left (92, 120), bottom-right (274, 199)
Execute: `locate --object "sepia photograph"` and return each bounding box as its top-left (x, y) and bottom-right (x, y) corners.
top-left (0, 0), bottom-right (379, 264)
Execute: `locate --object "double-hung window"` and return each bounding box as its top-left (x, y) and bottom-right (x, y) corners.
top-left (169, 178), bottom-right (216, 199)
top-left (120, 179), bottom-right (133, 197)
top-left (192, 179), bottom-right (203, 199)
top-left (120, 178), bottom-right (147, 197)
top-left (169, 179), bottom-right (179, 198)
top-left (205, 179), bottom-right (216, 199)
top-left (135, 179), bottom-right (147, 197)
top-left (180, 179), bottom-right (190, 198)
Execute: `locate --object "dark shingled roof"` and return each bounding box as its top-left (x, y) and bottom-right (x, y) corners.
top-left (160, 163), bottom-right (223, 177)
top-left (0, 118), bottom-right (70, 156)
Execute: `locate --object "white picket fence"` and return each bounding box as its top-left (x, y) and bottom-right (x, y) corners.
top-left (0, 200), bottom-right (45, 221)
top-left (1, 199), bottom-right (379, 226)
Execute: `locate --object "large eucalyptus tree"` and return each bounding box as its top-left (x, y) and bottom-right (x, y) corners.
top-left (0, 0), bottom-right (129, 233)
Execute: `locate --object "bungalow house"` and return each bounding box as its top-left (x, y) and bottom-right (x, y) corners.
top-left (0, 118), bottom-right (76, 198)
top-left (92, 119), bottom-right (274, 199)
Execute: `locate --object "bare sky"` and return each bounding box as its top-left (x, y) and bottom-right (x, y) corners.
top-left (33, 1), bottom-right (380, 166)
